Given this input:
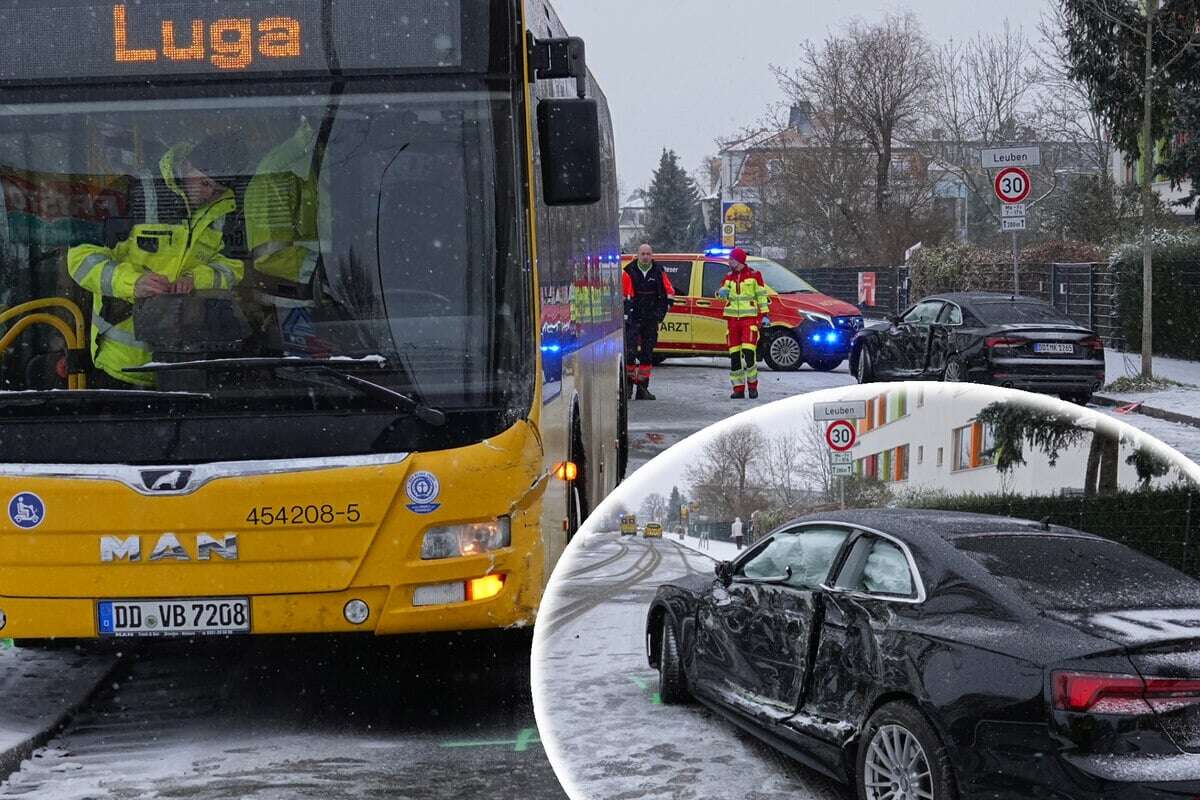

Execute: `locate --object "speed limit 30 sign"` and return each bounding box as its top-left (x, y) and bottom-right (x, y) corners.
top-left (825, 420), bottom-right (857, 452)
top-left (994, 167), bottom-right (1031, 204)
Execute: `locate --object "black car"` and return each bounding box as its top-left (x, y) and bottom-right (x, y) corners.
top-left (647, 509), bottom-right (1200, 800)
top-left (850, 293), bottom-right (1106, 403)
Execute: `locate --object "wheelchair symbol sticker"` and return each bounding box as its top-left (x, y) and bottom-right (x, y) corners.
top-left (9, 493), bottom-right (45, 529)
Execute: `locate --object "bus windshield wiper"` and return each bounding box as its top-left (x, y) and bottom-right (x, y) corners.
top-left (125, 357), bottom-right (446, 426)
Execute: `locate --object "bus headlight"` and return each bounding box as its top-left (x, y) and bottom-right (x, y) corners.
top-left (421, 518), bottom-right (512, 560)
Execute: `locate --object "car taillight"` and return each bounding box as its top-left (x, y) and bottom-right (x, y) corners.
top-left (1053, 671), bottom-right (1200, 714)
top-left (985, 336), bottom-right (1027, 349)
top-left (1081, 336), bottom-right (1104, 352)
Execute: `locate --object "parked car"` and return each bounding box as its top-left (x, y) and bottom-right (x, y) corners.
top-left (643, 522), bottom-right (663, 539)
top-left (850, 292), bottom-right (1106, 403)
top-left (646, 508), bottom-right (1200, 800)
top-left (620, 250), bottom-right (863, 372)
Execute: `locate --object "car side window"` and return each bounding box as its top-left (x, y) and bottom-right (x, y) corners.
top-left (656, 260), bottom-right (692, 297)
top-left (936, 303), bottom-right (962, 325)
top-left (739, 527), bottom-right (850, 589)
top-left (903, 301), bottom-right (943, 324)
top-left (834, 535), bottom-right (917, 599)
top-left (702, 262), bottom-right (728, 298)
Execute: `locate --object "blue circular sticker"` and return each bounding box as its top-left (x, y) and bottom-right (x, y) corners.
top-left (8, 493), bottom-right (45, 529)
top-left (405, 471), bottom-right (441, 514)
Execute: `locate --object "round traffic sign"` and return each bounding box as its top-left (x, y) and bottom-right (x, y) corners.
top-left (994, 167), bottom-right (1031, 204)
top-left (825, 420), bottom-right (857, 452)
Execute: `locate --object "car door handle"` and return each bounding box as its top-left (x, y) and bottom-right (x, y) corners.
top-left (695, 300), bottom-right (714, 308)
top-left (671, 297), bottom-right (687, 306)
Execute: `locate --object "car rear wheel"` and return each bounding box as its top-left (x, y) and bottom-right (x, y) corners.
top-left (658, 618), bottom-right (690, 704)
top-left (857, 702), bottom-right (957, 800)
top-left (856, 348), bottom-right (875, 384)
top-left (764, 330), bottom-right (803, 371)
top-left (942, 357), bottom-right (966, 382)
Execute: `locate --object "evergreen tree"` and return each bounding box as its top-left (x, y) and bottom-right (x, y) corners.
top-left (1162, 90), bottom-right (1200, 222)
top-left (644, 149), bottom-right (701, 252)
top-left (1058, 0), bottom-right (1200, 376)
top-left (667, 486), bottom-right (683, 526)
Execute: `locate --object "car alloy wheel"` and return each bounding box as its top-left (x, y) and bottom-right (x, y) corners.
top-left (863, 724), bottom-right (934, 800)
top-left (943, 358), bottom-right (965, 382)
top-left (765, 331), bottom-right (803, 371)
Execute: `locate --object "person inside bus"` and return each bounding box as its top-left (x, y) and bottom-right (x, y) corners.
top-left (67, 142), bottom-right (242, 388)
top-left (244, 119), bottom-right (326, 356)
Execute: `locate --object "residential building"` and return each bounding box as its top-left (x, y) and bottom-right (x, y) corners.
top-left (619, 190), bottom-right (649, 252)
top-left (848, 385), bottom-right (1162, 496)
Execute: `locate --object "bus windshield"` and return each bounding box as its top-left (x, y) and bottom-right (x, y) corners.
top-left (0, 82), bottom-right (529, 415)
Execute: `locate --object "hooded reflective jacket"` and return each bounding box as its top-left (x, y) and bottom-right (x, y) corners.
top-left (717, 267), bottom-right (769, 320)
top-left (244, 121), bottom-right (321, 298)
top-left (67, 144), bottom-right (242, 385)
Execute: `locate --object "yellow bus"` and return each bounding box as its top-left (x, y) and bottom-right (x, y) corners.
top-left (0, 0), bottom-right (624, 639)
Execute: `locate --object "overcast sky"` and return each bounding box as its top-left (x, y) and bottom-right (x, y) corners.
top-left (553, 0), bottom-right (1054, 196)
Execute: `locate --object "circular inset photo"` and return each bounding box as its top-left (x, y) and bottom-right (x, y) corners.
top-left (533, 383), bottom-right (1200, 800)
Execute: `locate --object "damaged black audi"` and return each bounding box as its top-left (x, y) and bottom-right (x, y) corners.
top-left (646, 509), bottom-right (1200, 800)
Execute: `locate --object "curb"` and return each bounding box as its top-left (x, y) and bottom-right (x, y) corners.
top-left (1092, 393), bottom-right (1200, 430)
top-left (0, 650), bottom-right (122, 782)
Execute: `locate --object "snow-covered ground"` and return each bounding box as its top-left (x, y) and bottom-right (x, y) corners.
top-left (534, 531), bottom-right (846, 800)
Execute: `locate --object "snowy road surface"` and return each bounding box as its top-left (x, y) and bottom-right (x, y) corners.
top-left (627, 358), bottom-right (855, 471)
top-left (535, 532), bottom-right (847, 800)
top-left (0, 634), bottom-right (556, 800)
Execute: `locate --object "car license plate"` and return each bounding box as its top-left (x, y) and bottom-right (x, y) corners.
top-left (1033, 342), bottom-right (1074, 354)
top-left (97, 598), bottom-right (251, 637)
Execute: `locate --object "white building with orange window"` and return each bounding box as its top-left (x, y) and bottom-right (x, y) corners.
top-left (847, 384), bottom-right (1162, 497)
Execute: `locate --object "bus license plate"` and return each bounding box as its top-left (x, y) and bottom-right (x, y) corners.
top-left (1033, 343), bottom-right (1074, 354)
top-left (97, 598), bottom-right (251, 637)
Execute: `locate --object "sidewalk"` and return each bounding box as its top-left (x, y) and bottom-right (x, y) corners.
top-left (0, 644), bottom-right (118, 779)
top-left (671, 532), bottom-right (743, 563)
top-left (1096, 350), bottom-right (1200, 428)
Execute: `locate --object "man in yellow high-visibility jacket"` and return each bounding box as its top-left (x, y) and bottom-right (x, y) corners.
top-left (67, 143), bottom-right (242, 387)
top-left (716, 247), bottom-right (770, 399)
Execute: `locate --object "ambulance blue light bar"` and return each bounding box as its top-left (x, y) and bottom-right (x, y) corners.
top-left (705, 248), bottom-right (733, 257)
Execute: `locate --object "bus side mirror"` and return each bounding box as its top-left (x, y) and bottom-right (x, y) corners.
top-left (538, 98), bottom-right (602, 206)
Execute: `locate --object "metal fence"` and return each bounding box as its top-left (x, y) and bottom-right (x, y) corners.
top-left (793, 262), bottom-right (1125, 347)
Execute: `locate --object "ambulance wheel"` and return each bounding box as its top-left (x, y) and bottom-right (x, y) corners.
top-left (763, 330), bottom-right (803, 371)
top-left (651, 355), bottom-right (669, 366)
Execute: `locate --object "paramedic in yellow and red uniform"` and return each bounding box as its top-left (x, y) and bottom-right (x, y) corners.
top-left (67, 143), bottom-right (242, 387)
top-left (717, 247), bottom-right (770, 400)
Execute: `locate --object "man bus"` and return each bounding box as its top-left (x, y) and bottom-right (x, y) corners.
top-left (0, 0), bottom-right (623, 640)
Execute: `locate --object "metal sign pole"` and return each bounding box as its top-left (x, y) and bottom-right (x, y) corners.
top-left (1012, 231), bottom-right (1019, 295)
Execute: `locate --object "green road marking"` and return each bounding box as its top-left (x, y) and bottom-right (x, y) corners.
top-left (441, 727), bottom-right (541, 752)
top-left (630, 674), bottom-right (662, 706)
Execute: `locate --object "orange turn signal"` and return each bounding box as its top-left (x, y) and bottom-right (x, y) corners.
top-left (467, 574), bottom-right (505, 602)
top-left (554, 461), bottom-right (579, 481)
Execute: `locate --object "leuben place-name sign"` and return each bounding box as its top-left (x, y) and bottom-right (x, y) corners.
top-left (980, 146), bottom-right (1041, 168)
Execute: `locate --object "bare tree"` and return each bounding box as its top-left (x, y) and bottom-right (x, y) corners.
top-left (924, 23), bottom-right (1061, 242)
top-left (685, 424), bottom-right (768, 521)
top-left (1034, 7), bottom-right (1113, 175)
top-left (762, 19), bottom-right (944, 264)
top-left (639, 492), bottom-right (668, 523)
top-left (844, 14), bottom-right (936, 214)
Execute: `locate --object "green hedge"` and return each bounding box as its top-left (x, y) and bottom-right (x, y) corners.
top-left (1113, 231), bottom-right (1200, 360)
top-left (902, 487), bottom-right (1200, 577)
